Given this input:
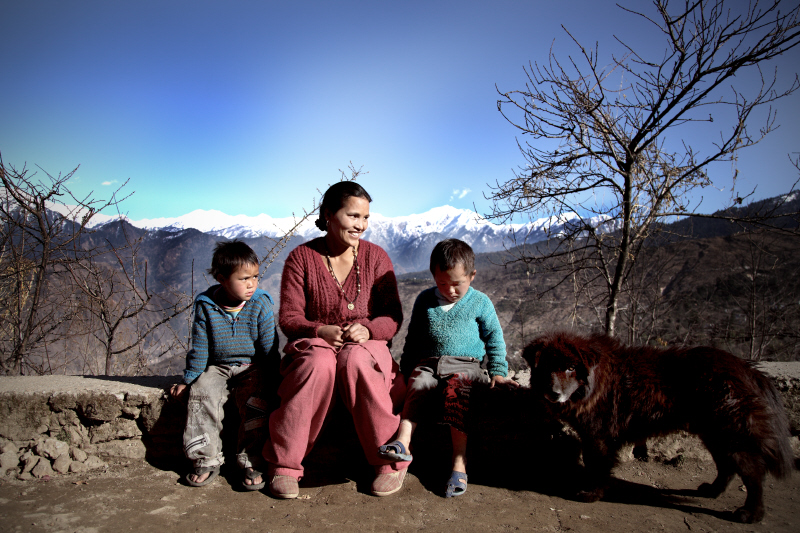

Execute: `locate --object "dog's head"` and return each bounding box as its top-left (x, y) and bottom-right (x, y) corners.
top-left (523, 332), bottom-right (598, 405)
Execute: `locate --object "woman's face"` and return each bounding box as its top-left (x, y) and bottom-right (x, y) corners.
top-left (326, 195), bottom-right (370, 250)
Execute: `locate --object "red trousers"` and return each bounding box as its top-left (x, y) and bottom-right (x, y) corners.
top-left (263, 338), bottom-right (409, 478)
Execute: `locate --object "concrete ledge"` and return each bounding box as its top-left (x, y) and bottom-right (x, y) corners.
top-left (1, 363), bottom-right (798, 481)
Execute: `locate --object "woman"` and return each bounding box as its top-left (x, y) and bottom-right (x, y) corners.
top-left (263, 181), bottom-right (409, 498)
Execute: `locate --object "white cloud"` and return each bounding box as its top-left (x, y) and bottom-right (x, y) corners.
top-left (449, 188), bottom-right (472, 201)
top-left (101, 180), bottom-right (118, 186)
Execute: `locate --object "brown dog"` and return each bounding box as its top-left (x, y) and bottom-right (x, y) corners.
top-left (523, 332), bottom-right (793, 523)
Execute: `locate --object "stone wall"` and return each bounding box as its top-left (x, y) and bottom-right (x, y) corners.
top-left (1, 364), bottom-right (798, 481)
top-left (0, 376), bottom-right (184, 480)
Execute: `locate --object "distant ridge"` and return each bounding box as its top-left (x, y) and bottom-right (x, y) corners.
top-left (84, 191), bottom-right (798, 276)
top-left (93, 205), bottom-right (578, 273)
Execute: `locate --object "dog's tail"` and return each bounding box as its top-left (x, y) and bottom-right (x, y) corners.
top-left (751, 365), bottom-right (794, 478)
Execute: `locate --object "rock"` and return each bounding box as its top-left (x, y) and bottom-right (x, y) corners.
top-left (17, 471), bottom-right (34, 481)
top-left (36, 424), bottom-right (49, 435)
top-left (122, 405), bottom-right (141, 418)
top-left (77, 393), bottom-right (123, 422)
top-left (0, 439), bottom-right (17, 454)
top-left (513, 369), bottom-right (531, 388)
top-left (624, 432), bottom-right (713, 463)
top-left (125, 392), bottom-right (153, 407)
top-left (31, 458), bottom-right (54, 478)
top-left (789, 436), bottom-right (800, 460)
top-left (83, 455), bottom-right (107, 471)
top-left (65, 426), bottom-right (87, 447)
top-left (21, 452), bottom-right (39, 473)
top-left (69, 460), bottom-right (88, 474)
top-left (140, 397), bottom-right (184, 436)
top-left (93, 439), bottom-right (146, 459)
top-left (52, 454), bottom-right (72, 474)
top-left (0, 450), bottom-right (20, 470)
top-left (70, 446), bottom-right (88, 463)
top-left (0, 393), bottom-right (53, 441)
top-left (48, 393), bottom-right (77, 412)
top-left (35, 437), bottom-right (69, 460)
top-left (90, 419), bottom-right (142, 444)
top-left (55, 410), bottom-right (80, 427)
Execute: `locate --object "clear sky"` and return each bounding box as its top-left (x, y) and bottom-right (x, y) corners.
top-left (2, 0), bottom-right (798, 222)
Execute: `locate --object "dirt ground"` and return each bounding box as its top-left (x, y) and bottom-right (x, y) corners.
top-left (0, 455), bottom-right (798, 533)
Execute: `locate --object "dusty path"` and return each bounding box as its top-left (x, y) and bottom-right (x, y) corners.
top-left (0, 457), bottom-right (798, 533)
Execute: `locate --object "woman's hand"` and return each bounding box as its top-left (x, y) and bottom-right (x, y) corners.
top-left (318, 325), bottom-right (346, 347)
top-left (318, 323), bottom-right (371, 346)
top-left (342, 322), bottom-right (371, 344)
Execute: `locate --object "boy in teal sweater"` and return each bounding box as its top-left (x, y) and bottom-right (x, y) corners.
top-left (169, 240), bottom-right (280, 490)
top-left (378, 238), bottom-right (518, 497)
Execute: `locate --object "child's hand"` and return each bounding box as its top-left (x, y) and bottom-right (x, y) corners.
top-left (490, 375), bottom-right (520, 389)
top-left (342, 323), bottom-right (370, 344)
top-left (170, 383), bottom-right (188, 399)
top-left (318, 325), bottom-right (346, 347)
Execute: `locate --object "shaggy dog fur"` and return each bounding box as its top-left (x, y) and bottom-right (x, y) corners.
top-left (523, 332), bottom-right (793, 523)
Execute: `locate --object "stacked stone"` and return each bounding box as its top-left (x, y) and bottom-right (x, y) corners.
top-left (0, 378), bottom-right (185, 481)
top-left (0, 435), bottom-right (107, 479)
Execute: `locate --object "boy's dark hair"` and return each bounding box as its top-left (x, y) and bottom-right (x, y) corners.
top-left (208, 240), bottom-right (259, 280)
top-left (315, 181), bottom-right (373, 231)
top-left (430, 238), bottom-right (475, 275)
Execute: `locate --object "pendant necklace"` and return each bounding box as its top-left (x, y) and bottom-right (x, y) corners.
top-left (326, 246), bottom-right (360, 310)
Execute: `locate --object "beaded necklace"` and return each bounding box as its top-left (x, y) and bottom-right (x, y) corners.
top-left (325, 246), bottom-right (360, 310)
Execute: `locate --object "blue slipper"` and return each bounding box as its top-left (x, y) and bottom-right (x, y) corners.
top-left (445, 471), bottom-right (467, 498)
top-left (378, 440), bottom-right (413, 462)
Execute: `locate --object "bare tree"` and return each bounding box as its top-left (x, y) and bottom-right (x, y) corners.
top-left (712, 228), bottom-right (800, 360)
top-left (491, 0), bottom-right (800, 336)
top-left (0, 153), bottom-right (130, 374)
top-left (616, 240), bottom-right (685, 345)
top-left (64, 223), bottom-right (192, 375)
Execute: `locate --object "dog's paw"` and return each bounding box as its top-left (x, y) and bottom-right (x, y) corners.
top-left (733, 505), bottom-right (764, 524)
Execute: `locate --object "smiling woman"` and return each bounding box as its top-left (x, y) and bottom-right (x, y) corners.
top-left (262, 181), bottom-right (409, 499)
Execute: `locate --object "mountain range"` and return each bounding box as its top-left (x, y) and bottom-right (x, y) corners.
top-left (97, 206), bottom-right (575, 274)
top-left (86, 191), bottom-right (799, 288)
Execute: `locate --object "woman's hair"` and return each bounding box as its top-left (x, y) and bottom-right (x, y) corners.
top-left (315, 181), bottom-right (372, 231)
top-left (208, 239), bottom-right (259, 280)
top-left (430, 238), bottom-right (475, 275)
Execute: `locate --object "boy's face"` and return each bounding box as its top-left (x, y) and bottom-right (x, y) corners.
top-left (217, 263), bottom-right (259, 304)
top-left (433, 264), bottom-right (476, 304)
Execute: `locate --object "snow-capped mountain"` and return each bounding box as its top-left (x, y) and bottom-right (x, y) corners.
top-left (111, 205), bottom-right (570, 273)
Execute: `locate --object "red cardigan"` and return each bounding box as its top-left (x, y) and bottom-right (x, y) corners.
top-left (279, 238), bottom-right (403, 342)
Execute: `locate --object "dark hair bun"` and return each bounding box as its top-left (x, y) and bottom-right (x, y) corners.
top-left (317, 182), bottom-right (373, 233)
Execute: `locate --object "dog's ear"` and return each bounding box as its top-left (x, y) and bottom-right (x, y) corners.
top-left (522, 343), bottom-right (542, 368)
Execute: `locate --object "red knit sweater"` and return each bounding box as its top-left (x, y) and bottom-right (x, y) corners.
top-left (279, 238), bottom-right (403, 342)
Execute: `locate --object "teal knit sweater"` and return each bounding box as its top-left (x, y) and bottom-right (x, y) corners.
top-left (399, 286), bottom-right (508, 378)
top-left (183, 286), bottom-right (280, 385)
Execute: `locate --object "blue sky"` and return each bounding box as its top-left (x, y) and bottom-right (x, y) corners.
top-left (2, 0), bottom-right (798, 222)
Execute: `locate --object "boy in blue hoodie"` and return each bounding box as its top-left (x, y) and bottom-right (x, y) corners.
top-left (170, 240), bottom-right (279, 490)
top-left (379, 238), bottom-right (518, 497)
